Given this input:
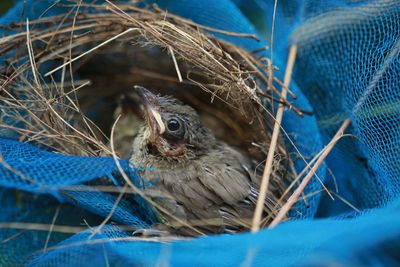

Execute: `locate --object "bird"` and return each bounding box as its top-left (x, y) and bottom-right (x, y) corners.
top-left (128, 86), bottom-right (269, 235)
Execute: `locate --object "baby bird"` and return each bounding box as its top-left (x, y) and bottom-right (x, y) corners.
top-left (129, 86), bottom-right (263, 235)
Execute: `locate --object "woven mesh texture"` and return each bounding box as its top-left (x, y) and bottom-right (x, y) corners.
top-left (0, 0), bottom-right (399, 266)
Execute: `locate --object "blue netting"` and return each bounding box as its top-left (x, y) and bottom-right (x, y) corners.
top-left (0, 0), bottom-right (399, 266)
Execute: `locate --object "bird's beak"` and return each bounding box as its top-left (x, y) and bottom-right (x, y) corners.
top-left (134, 86), bottom-right (166, 143)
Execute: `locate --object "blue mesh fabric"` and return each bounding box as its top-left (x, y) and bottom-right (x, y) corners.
top-left (24, 199), bottom-right (400, 266)
top-left (0, 0), bottom-right (399, 266)
top-left (62, 188), bottom-right (152, 228)
top-left (0, 139), bottom-right (128, 192)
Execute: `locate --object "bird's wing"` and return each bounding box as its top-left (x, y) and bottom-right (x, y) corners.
top-left (197, 144), bottom-right (281, 228)
top-left (196, 143), bottom-right (253, 206)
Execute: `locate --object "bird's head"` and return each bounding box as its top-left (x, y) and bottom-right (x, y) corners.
top-left (132, 86), bottom-right (215, 160)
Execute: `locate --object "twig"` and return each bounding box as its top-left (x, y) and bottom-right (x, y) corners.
top-left (269, 118), bottom-right (351, 228)
top-left (26, 19), bottom-right (40, 89)
top-left (331, 191), bottom-right (360, 213)
top-left (148, 3), bottom-right (260, 41)
top-left (45, 28), bottom-right (139, 77)
top-left (35, 236), bottom-right (187, 256)
top-left (0, 222), bottom-right (86, 234)
top-left (168, 46), bottom-right (183, 82)
top-left (44, 205), bottom-right (61, 251)
top-left (88, 184), bottom-right (128, 239)
top-left (1, 230), bottom-right (27, 244)
top-left (0, 153), bottom-right (37, 183)
top-left (269, 0), bottom-right (278, 65)
top-left (251, 45), bottom-right (297, 232)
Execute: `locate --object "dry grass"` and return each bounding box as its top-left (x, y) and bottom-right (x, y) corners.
top-left (0, 2), bottom-right (301, 155)
top-left (0, 1), bottom-right (325, 236)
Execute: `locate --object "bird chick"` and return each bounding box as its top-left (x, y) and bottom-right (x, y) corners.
top-left (129, 86), bottom-right (263, 235)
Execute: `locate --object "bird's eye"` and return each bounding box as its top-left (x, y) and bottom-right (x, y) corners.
top-left (165, 117), bottom-right (185, 140)
top-left (167, 118), bottom-right (181, 132)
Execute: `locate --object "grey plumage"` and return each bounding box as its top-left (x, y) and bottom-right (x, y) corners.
top-left (129, 86), bottom-right (268, 235)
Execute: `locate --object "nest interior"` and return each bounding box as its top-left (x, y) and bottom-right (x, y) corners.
top-left (0, 2), bottom-right (296, 233)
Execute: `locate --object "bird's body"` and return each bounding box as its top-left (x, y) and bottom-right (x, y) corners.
top-left (131, 134), bottom-right (259, 233)
top-left (128, 86), bottom-right (263, 234)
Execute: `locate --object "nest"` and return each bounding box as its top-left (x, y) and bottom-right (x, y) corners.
top-left (0, 2), bottom-right (298, 234)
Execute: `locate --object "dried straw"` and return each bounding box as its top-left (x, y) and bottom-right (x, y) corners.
top-left (0, 1), bottom-right (304, 234)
